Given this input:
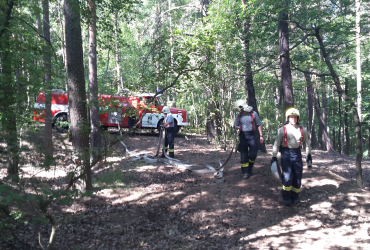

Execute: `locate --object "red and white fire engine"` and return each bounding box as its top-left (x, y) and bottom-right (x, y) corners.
top-left (33, 90), bottom-right (189, 133)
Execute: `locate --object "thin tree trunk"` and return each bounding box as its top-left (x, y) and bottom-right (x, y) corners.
top-left (43, 0), bottom-right (53, 168)
top-left (88, 0), bottom-right (101, 162)
top-left (332, 129), bottom-right (336, 151)
top-left (313, 89), bottom-right (335, 153)
top-left (304, 72), bottom-right (318, 149)
top-left (356, 0), bottom-right (362, 123)
top-left (114, 11), bottom-right (122, 92)
top-left (338, 94), bottom-right (342, 154)
top-left (344, 78), bottom-right (350, 155)
top-left (321, 77), bottom-right (328, 151)
top-left (64, 0), bottom-right (92, 191)
top-left (315, 27), bottom-right (363, 187)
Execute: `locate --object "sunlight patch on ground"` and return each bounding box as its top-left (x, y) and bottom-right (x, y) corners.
top-left (310, 201), bottom-right (333, 210)
top-left (21, 166), bottom-right (67, 178)
top-left (136, 165), bottom-right (159, 171)
top-left (304, 178), bottom-right (340, 188)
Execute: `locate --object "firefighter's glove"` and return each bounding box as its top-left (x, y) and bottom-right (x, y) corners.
top-left (306, 154), bottom-right (312, 163)
top-left (271, 157), bottom-right (277, 165)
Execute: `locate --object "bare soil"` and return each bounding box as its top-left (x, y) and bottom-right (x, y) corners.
top-left (1, 128), bottom-right (370, 250)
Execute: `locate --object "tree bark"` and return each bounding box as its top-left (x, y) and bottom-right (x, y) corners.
top-left (88, 0), bottom-right (101, 162)
top-left (315, 27), bottom-right (363, 187)
top-left (313, 88), bottom-right (335, 153)
top-left (344, 78), bottom-right (350, 155)
top-left (356, 0), bottom-right (362, 123)
top-left (321, 76), bottom-right (328, 151)
top-left (64, 0), bottom-right (92, 191)
top-left (338, 94), bottom-right (342, 154)
top-left (43, 0), bottom-right (53, 168)
top-left (304, 72), bottom-right (318, 149)
top-left (0, 1), bottom-right (19, 182)
top-left (278, 1), bottom-right (294, 119)
top-left (114, 11), bottom-right (123, 92)
top-left (332, 129), bottom-right (336, 151)
top-left (241, 0), bottom-right (266, 152)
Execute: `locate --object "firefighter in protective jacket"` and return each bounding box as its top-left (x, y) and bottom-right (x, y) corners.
top-left (234, 100), bottom-right (264, 180)
top-left (161, 106), bottom-right (176, 158)
top-left (271, 108), bottom-right (312, 206)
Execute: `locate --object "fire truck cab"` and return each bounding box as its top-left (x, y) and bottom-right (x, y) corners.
top-left (33, 90), bottom-right (189, 133)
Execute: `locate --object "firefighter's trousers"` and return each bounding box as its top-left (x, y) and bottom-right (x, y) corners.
top-left (238, 131), bottom-right (258, 174)
top-left (128, 116), bottom-right (136, 136)
top-left (165, 127), bottom-right (175, 158)
top-left (280, 147), bottom-right (303, 201)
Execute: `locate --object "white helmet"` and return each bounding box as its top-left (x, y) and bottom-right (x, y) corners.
top-left (162, 106), bottom-right (171, 114)
top-left (243, 105), bottom-right (253, 112)
top-left (285, 108), bottom-right (300, 122)
top-left (234, 99), bottom-right (246, 111)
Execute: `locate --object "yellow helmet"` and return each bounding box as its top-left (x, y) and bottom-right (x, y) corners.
top-left (285, 108), bottom-right (300, 121)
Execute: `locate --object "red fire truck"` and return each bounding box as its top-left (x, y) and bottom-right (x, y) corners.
top-left (33, 90), bottom-right (189, 133)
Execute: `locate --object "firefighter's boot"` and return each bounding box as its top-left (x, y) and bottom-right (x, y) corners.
top-left (249, 161), bottom-right (255, 175)
top-left (291, 191), bottom-right (300, 205)
top-left (241, 163), bottom-right (250, 180)
top-left (282, 190), bottom-right (292, 206)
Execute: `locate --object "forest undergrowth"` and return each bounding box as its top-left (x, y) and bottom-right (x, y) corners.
top-left (1, 128), bottom-right (370, 250)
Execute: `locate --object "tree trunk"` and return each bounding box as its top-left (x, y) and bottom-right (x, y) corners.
top-left (315, 27), bottom-right (363, 187)
top-left (338, 94), bottom-right (342, 154)
top-left (88, 0), bottom-right (101, 162)
top-left (43, 0), bottom-right (53, 168)
top-left (304, 72), bottom-right (318, 149)
top-left (356, 0), bottom-right (362, 123)
top-left (114, 11), bottom-right (122, 92)
top-left (0, 1), bottom-right (19, 182)
top-left (278, 1), bottom-right (294, 119)
top-left (64, 0), bottom-right (92, 191)
top-left (332, 129), bottom-right (336, 151)
top-left (241, 0), bottom-right (266, 152)
top-left (313, 89), bottom-right (335, 153)
top-left (368, 127), bottom-right (370, 158)
top-left (344, 78), bottom-right (350, 155)
top-left (321, 77), bottom-right (328, 151)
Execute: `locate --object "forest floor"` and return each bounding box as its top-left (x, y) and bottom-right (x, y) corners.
top-left (1, 127), bottom-right (370, 250)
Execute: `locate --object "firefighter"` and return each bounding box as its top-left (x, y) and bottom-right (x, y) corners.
top-left (161, 106), bottom-right (176, 158)
top-left (127, 105), bottom-right (137, 137)
top-left (234, 100), bottom-right (264, 180)
top-left (271, 108), bottom-right (312, 206)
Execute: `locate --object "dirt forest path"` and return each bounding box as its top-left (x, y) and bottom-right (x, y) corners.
top-left (3, 131), bottom-right (370, 249)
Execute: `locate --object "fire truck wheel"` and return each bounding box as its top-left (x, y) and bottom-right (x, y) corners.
top-left (55, 114), bottom-right (69, 133)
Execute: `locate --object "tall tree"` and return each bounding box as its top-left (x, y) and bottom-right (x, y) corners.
top-left (64, 0), bottom-right (92, 191)
top-left (43, 0), bottom-right (53, 168)
top-left (88, 0), bottom-right (101, 162)
top-left (356, 0), bottom-right (362, 123)
top-left (0, 0), bottom-right (19, 182)
top-left (278, 0), bottom-right (294, 118)
top-left (304, 72), bottom-right (318, 149)
top-left (240, 0), bottom-right (266, 152)
top-left (315, 27), bottom-right (363, 187)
